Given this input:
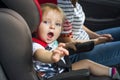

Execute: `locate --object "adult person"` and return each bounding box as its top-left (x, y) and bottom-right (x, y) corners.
top-left (57, 0), bottom-right (120, 66)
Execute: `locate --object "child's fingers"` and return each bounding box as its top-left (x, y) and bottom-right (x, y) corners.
top-left (58, 43), bottom-right (66, 47)
top-left (53, 47), bottom-right (69, 58)
top-left (61, 47), bottom-right (69, 56)
top-left (52, 48), bottom-right (67, 62)
top-left (57, 47), bottom-right (69, 56)
top-left (52, 53), bottom-right (61, 62)
top-left (52, 47), bottom-right (69, 63)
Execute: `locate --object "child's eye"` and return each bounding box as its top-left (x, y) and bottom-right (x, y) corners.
top-left (56, 23), bottom-right (62, 27)
top-left (43, 21), bottom-right (49, 24)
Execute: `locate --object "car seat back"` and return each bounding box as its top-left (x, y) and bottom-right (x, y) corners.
top-left (2, 0), bottom-right (41, 32)
top-left (0, 7), bottom-right (39, 80)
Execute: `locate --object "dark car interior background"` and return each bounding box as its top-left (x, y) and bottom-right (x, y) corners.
top-left (79, 0), bottom-right (120, 31)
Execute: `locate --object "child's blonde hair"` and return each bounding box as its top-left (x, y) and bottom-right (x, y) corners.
top-left (40, 3), bottom-right (65, 23)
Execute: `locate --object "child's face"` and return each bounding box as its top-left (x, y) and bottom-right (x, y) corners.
top-left (38, 8), bottom-right (63, 44)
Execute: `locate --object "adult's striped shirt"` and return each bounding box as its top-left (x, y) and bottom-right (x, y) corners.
top-left (58, 0), bottom-right (90, 40)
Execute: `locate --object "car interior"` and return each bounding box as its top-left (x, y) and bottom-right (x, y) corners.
top-left (79, 0), bottom-right (120, 31)
top-left (0, 0), bottom-right (119, 80)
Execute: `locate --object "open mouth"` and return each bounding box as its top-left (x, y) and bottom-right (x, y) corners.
top-left (47, 32), bottom-right (54, 38)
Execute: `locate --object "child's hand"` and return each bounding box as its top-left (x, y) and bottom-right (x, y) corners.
top-left (52, 43), bottom-right (69, 62)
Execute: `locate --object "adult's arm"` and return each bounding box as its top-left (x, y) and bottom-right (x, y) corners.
top-left (83, 25), bottom-right (100, 39)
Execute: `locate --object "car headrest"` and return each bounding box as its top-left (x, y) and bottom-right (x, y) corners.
top-left (1, 0), bottom-right (42, 32)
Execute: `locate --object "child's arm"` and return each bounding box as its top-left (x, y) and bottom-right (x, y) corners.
top-left (33, 43), bottom-right (69, 63)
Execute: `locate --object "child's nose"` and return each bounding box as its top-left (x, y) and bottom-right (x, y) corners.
top-left (50, 24), bottom-right (55, 29)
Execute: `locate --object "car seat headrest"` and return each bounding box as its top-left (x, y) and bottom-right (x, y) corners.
top-left (1, 0), bottom-right (42, 32)
top-left (38, 0), bottom-right (57, 4)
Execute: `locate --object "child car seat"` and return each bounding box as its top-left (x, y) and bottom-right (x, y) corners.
top-left (0, 0), bottom-right (113, 80)
top-left (0, 8), bottom-right (39, 80)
